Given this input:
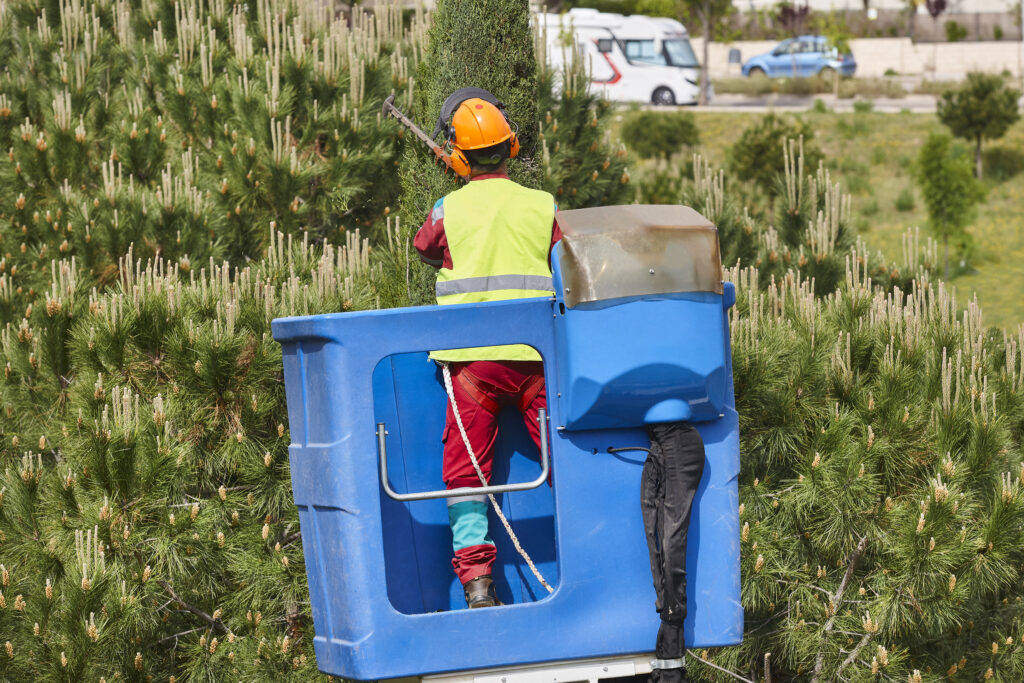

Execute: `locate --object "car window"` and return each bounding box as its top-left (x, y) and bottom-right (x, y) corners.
top-left (772, 39), bottom-right (793, 55)
top-left (799, 40), bottom-right (818, 53)
top-left (624, 40), bottom-right (666, 64)
top-left (664, 39), bottom-right (699, 68)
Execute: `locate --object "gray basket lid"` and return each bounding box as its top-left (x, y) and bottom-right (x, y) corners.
top-left (556, 205), bottom-right (722, 308)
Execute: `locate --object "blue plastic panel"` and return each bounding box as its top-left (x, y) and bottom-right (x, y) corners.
top-left (273, 278), bottom-right (741, 681)
top-left (372, 352), bottom-right (558, 612)
top-left (551, 242), bottom-right (728, 430)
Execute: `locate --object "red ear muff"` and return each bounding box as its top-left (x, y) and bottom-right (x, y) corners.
top-left (450, 147), bottom-right (472, 178)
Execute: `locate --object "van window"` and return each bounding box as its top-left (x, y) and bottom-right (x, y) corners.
top-left (663, 39), bottom-right (699, 68)
top-left (624, 40), bottom-right (665, 65)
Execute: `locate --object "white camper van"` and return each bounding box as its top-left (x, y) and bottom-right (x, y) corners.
top-left (537, 8), bottom-right (703, 106)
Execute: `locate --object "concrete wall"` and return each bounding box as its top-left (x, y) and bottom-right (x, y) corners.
top-left (691, 37), bottom-right (1024, 79)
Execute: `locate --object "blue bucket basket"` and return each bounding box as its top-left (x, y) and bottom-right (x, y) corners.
top-left (272, 205), bottom-right (742, 680)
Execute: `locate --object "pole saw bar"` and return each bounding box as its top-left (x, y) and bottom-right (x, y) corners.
top-left (382, 95), bottom-right (455, 173)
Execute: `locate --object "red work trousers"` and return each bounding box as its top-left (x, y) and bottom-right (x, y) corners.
top-left (442, 360), bottom-right (547, 584)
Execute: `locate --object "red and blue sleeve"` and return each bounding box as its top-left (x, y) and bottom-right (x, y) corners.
top-left (414, 198), bottom-right (452, 269)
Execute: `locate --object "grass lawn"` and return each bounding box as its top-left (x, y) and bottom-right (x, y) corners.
top-left (621, 110), bottom-right (1024, 332)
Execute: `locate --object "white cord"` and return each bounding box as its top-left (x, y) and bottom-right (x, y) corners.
top-left (441, 363), bottom-right (554, 594)
top-left (685, 651), bottom-right (757, 683)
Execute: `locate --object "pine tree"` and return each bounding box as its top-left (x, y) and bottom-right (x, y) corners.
top-left (393, 0), bottom-right (632, 306)
top-left (728, 113), bottom-right (823, 218)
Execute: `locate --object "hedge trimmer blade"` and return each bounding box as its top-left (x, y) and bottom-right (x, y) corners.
top-left (382, 95), bottom-right (455, 173)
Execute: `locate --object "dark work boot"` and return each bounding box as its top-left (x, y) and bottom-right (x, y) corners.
top-left (463, 574), bottom-right (502, 608)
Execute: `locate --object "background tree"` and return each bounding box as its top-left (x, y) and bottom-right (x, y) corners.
top-left (937, 72), bottom-right (1022, 179)
top-left (619, 111), bottom-right (700, 161)
top-left (811, 11), bottom-right (853, 96)
top-left (678, 0), bottom-right (735, 105)
top-left (924, 0), bottom-right (948, 77)
top-left (914, 131), bottom-right (985, 278)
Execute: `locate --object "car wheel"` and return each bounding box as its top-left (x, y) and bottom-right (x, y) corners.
top-left (819, 66), bottom-right (836, 82)
top-left (748, 66), bottom-right (766, 78)
top-left (651, 87), bottom-right (676, 106)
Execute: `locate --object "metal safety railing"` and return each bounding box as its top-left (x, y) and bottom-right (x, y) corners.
top-left (377, 409), bottom-right (549, 502)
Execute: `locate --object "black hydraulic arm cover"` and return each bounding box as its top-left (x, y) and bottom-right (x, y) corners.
top-left (642, 421), bottom-right (707, 683)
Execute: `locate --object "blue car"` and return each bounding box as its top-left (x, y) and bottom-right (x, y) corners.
top-left (741, 35), bottom-right (856, 79)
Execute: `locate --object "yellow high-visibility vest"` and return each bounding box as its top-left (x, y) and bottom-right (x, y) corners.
top-left (432, 177), bottom-right (556, 363)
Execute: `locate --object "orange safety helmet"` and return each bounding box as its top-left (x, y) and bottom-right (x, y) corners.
top-left (446, 98), bottom-right (520, 177)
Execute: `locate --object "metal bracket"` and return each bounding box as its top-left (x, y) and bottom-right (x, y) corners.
top-left (378, 409), bottom-right (549, 502)
top-left (650, 658), bottom-right (685, 670)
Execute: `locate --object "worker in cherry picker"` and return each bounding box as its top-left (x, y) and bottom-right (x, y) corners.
top-left (414, 89), bottom-right (561, 610)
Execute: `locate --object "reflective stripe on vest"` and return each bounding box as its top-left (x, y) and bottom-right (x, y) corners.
top-left (435, 274), bottom-right (554, 297)
top-left (431, 178), bottom-right (555, 363)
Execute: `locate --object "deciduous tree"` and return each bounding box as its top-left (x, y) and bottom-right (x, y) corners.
top-left (937, 72), bottom-right (1022, 179)
top-left (914, 131), bottom-right (985, 277)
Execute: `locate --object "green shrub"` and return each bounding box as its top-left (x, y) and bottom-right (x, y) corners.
top-left (994, 25), bottom-right (1004, 40)
top-left (861, 196), bottom-right (880, 216)
top-left (914, 79), bottom-right (957, 95)
top-left (846, 172), bottom-right (872, 195)
top-left (620, 111), bottom-right (700, 160)
top-left (895, 186), bottom-right (916, 211)
top-left (982, 145), bottom-right (1024, 182)
top-left (838, 77), bottom-right (906, 99)
top-left (811, 98), bottom-right (829, 113)
top-left (853, 99), bottom-right (875, 114)
top-left (871, 146), bottom-right (887, 166)
top-left (884, 68), bottom-right (898, 76)
top-left (636, 163), bottom-right (686, 204)
top-left (714, 75), bottom-right (776, 96)
top-left (945, 20), bottom-right (968, 42)
top-left (784, 76), bottom-right (824, 96)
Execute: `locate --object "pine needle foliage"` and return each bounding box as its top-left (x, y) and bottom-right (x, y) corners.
top-left (0, 0), bottom-right (422, 284)
top-left (0, 228), bottom-right (403, 681)
top-left (700, 260), bottom-right (1024, 683)
top-left (665, 148), bottom-right (1023, 682)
